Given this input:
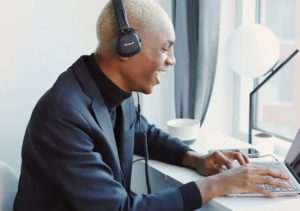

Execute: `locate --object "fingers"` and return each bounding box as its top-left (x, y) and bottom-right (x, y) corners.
top-left (222, 151), bottom-right (250, 166)
top-left (241, 152), bottom-right (250, 164)
top-left (254, 167), bottom-right (290, 180)
top-left (259, 176), bottom-right (289, 188)
top-left (252, 175), bottom-right (289, 197)
top-left (212, 151), bottom-right (233, 169)
top-left (221, 165), bottom-right (290, 197)
top-left (233, 152), bottom-right (248, 165)
top-left (246, 166), bottom-right (289, 197)
top-left (252, 186), bottom-right (277, 198)
top-left (245, 165), bottom-right (289, 181)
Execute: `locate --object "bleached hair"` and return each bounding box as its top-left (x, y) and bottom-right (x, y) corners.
top-left (96, 0), bottom-right (172, 56)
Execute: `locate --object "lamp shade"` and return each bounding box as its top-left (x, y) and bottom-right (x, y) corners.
top-left (225, 24), bottom-right (280, 78)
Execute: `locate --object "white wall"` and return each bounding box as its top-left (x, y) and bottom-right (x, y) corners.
top-left (0, 0), bottom-right (109, 171)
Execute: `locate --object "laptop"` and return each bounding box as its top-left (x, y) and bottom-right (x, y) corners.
top-left (229, 129), bottom-right (300, 196)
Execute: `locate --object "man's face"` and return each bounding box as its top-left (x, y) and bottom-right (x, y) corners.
top-left (120, 21), bottom-right (176, 94)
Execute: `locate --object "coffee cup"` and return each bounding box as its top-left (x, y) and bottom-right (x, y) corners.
top-left (166, 118), bottom-right (200, 144)
top-left (252, 133), bottom-right (274, 154)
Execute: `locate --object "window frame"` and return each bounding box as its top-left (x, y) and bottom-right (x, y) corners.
top-left (253, 0), bottom-right (300, 142)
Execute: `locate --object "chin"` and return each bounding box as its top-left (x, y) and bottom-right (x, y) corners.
top-left (139, 86), bottom-right (153, 94)
top-left (140, 89), bottom-right (152, 95)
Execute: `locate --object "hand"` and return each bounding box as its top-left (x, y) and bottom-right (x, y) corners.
top-left (196, 164), bottom-right (290, 203)
top-left (183, 150), bottom-right (250, 176)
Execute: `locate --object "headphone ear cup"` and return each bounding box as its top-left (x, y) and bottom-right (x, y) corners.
top-left (115, 28), bottom-right (141, 57)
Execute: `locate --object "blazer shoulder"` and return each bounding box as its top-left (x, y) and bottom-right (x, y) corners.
top-left (32, 67), bottom-right (91, 120)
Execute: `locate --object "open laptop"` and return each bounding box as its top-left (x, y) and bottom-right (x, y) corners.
top-left (229, 129), bottom-right (300, 197)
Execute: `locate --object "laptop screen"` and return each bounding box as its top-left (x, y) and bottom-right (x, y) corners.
top-left (285, 129), bottom-right (300, 183)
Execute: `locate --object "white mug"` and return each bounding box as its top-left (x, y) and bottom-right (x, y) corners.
top-left (252, 133), bottom-right (274, 154)
top-left (167, 118), bottom-right (200, 144)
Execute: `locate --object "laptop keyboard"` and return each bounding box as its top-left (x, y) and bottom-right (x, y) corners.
top-left (252, 162), bottom-right (298, 192)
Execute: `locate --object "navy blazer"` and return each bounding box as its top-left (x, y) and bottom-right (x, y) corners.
top-left (14, 56), bottom-right (199, 211)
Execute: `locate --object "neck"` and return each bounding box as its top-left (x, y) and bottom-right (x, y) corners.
top-left (94, 53), bottom-right (131, 93)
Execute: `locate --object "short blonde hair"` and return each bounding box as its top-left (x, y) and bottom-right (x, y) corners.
top-left (96, 0), bottom-right (172, 56)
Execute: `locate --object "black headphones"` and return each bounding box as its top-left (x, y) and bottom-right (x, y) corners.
top-left (111, 0), bottom-right (142, 57)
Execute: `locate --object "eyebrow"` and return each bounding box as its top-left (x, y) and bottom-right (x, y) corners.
top-left (167, 41), bottom-right (174, 48)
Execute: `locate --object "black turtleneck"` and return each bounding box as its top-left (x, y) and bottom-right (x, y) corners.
top-left (85, 54), bottom-right (131, 112)
top-left (84, 54), bottom-right (131, 128)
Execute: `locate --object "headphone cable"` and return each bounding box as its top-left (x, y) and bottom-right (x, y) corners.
top-left (136, 92), bottom-right (152, 194)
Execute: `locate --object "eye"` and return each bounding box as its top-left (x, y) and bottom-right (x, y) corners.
top-left (161, 48), bottom-right (168, 53)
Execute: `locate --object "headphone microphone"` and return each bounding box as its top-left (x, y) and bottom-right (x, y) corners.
top-left (111, 0), bottom-right (142, 57)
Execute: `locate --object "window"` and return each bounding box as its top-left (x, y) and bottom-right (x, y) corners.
top-left (254, 0), bottom-right (300, 141)
top-left (233, 0), bottom-right (257, 141)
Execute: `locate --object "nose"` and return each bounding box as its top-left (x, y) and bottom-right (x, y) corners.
top-left (166, 49), bottom-right (176, 66)
top-left (167, 56), bottom-right (176, 66)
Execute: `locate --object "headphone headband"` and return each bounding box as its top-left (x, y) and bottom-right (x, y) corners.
top-left (111, 0), bottom-right (129, 31)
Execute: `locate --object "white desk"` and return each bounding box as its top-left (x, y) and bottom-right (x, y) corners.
top-left (132, 130), bottom-right (300, 211)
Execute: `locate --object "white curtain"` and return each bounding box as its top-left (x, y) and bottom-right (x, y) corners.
top-left (173, 0), bottom-right (221, 125)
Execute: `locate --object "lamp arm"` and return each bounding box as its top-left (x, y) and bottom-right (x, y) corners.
top-left (249, 93), bottom-right (254, 144)
top-left (251, 49), bottom-right (299, 96)
top-left (248, 49), bottom-right (299, 144)
top-left (261, 61), bottom-right (279, 77)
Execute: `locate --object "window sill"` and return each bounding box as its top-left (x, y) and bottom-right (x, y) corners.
top-left (273, 136), bottom-right (291, 157)
top-left (252, 129), bottom-right (291, 157)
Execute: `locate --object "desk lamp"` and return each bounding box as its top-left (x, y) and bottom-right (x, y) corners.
top-left (225, 24), bottom-right (290, 144)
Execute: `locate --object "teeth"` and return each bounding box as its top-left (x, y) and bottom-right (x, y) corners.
top-left (159, 70), bottom-right (166, 76)
top-left (156, 70), bottom-right (165, 81)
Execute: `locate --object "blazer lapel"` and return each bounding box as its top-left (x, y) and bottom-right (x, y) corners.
top-left (90, 98), bottom-right (118, 158)
top-left (118, 101), bottom-right (135, 190)
top-left (72, 56), bottom-right (121, 171)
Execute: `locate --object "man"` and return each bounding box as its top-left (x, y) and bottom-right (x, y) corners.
top-left (14, 0), bottom-right (289, 210)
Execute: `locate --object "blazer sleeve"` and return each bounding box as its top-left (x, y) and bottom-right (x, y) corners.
top-left (30, 102), bottom-right (199, 211)
top-left (133, 110), bottom-right (202, 210)
top-left (133, 112), bottom-right (192, 166)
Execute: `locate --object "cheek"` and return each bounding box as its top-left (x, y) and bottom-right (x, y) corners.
top-left (144, 51), bottom-right (165, 69)
top-left (143, 45), bottom-right (163, 60)
top-left (134, 49), bottom-right (166, 81)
